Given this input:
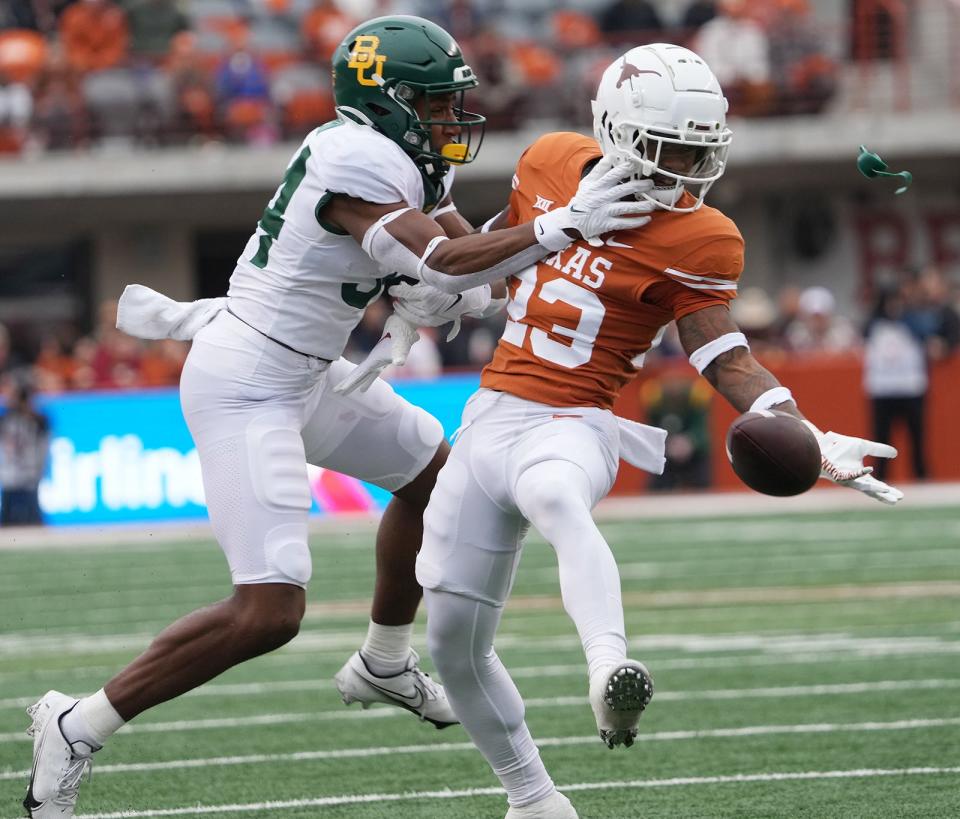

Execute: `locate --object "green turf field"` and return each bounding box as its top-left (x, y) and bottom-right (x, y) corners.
top-left (2, 504), bottom-right (959, 818)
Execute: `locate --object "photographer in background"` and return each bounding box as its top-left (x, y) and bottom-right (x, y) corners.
top-left (0, 379), bottom-right (51, 526)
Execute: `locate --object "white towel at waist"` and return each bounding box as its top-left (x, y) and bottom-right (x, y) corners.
top-left (116, 284), bottom-right (227, 341)
top-left (616, 416), bottom-right (667, 475)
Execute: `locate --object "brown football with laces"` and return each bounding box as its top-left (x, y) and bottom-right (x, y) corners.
top-left (725, 410), bottom-right (822, 496)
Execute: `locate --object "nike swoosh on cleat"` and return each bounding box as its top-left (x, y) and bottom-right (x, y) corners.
top-left (364, 679), bottom-right (425, 709)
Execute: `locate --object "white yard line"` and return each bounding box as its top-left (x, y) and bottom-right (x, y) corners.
top-left (12, 765), bottom-right (949, 818)
top-left (3, 639), bottom-right (960, 692)
top-left (3, 676), bottom-right (958, 713)
top-left (2, 678), bottom-right (957, 743)
top-left (2, 717), bottom-right (959, 783)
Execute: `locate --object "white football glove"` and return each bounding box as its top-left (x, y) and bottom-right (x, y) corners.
top-left (803, 421), bottom-right (904, 505)
top-left (388, 281), bottom-right (504, 341)
top-left (332, 313), bottom-right (420, 396)
top-left (534, 155), bottom-right (656, 251)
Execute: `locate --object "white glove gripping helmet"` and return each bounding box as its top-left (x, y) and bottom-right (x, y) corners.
top-left (591, 43), bottom-right (732, 213)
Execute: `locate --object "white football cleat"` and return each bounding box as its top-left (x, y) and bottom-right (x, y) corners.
top-left (589, 660), bottom-right (654, 749)
top-left (334, 650), bottom-right (459, 729)
top-left (504, 790), bottom-right (579, 819)
top-left (23, 691), bottom-right (97, 818)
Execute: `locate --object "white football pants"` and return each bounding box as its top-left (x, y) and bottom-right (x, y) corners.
top-left (418, 389), bottom-right (630, 806)
top-left (180, 310), bottom-right (443, 587)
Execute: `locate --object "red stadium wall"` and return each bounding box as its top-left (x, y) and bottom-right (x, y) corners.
top-left (610, 353), bottom-right (960, 495)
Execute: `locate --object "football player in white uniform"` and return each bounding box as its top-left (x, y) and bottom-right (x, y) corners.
top-left (22, 16), bottom-right (654, 818)
top-left (357, 44), bottom-right (901, 819)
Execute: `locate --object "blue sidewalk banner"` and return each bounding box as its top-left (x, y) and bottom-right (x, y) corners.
top-left (28, 375), bottom-right (480, 526)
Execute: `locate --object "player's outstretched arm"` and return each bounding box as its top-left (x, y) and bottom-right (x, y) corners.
top-left (677, 305), bottom-right (903, 505)
top-left (321, 157), bottom-right (653, 293)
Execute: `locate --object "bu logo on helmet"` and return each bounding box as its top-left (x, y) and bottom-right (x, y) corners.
top-left (348, 35), bottom-right (386, 86)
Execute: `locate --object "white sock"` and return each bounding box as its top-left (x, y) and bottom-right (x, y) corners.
top-left (61, 689), bottom-right (125, 750)
top-left (360, 621), bottom-right (413, 676)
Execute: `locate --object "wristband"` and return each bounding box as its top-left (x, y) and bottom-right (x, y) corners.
top-left (749, 386), bottom-right (793, 413)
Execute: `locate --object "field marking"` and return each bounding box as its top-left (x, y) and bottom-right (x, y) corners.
top-left (4, 675), bottom-right (958, 714)
top-left (20, 765), bottom-right (952, 818)
top-left (5, 637), bottom-right (960, 692)
top-left (2, 678), bottom-right (958, 743)
top-left (5, 584), bottom-right (960, 661)
top-left (2, 716), bottom-right (959, 783)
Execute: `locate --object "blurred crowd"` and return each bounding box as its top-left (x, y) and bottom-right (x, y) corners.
top-left (0, 267), bottom-right (956, 519)
top-left (2, 265), bottom-right (955, 395)
top-left (0, 0), bottom-right (846, 155)
top-left (638, 264), bottom-right (960, 490)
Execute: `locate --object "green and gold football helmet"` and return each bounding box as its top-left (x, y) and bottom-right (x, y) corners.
top-left (332, 16), bottom-right (485, 173)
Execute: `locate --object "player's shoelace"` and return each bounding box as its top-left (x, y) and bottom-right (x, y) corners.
top-left (409, 667), bottom-right (442, 705)
top-left (53, 757), bottom-right (91, 808)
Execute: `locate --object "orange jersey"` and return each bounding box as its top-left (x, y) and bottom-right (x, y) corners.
top-left (481, 132), bottom-right (744, 410)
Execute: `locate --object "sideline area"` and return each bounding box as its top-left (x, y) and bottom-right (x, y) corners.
top-left (1, 482), bottom-right (956, 551)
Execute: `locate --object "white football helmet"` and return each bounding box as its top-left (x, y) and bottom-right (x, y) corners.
top-left (591, 43), bottom-right (732, 213)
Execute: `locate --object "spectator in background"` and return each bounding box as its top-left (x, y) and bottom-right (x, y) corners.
top-left (466, 25), bottom-right (526, 131)
top-left (785, 285), bottom-right (859, 353)
top-left (436, 0), bottom-right (482, 45)
top-left (59, 0), bottom-right (129, 73)
top-left (694, 0), bottom-right (773, 116)
top-left (863, 283), bottom-right (928, 481)
top-left (680, 0), bottom-right (717, 35)
top-left (33, 333), bottom-right (78, 392)
top-left (766, 0), bottom-right (836, 115)
top-left (0, 379), bottom-right (50, 526)
top-left (301, 0), bottom-right (356, 65)
top-left (88, 299), bottom-right (142, 388)
top-left (140, 338), bottom-right (189, 386)
top-left (121, 0), bottom-right (189, 62)
top-left (915, 264), bottom-right (960, 360)
top-left (215, 30), bottom-right (276, 144)
top-left (30, 44), bottom-right (90, 150)
top-left (0, 65), bottom-right (32, 153)
top-left (167, 31), bottom-right (217, 143)
top-left (644, 374), bottom-right (712, 491)
top-left (771, 283), bottom-right (802, 348)
top-left (729, 286), bottom-right (780, 355)
top-left (598, 0), bottom-right (664, 46)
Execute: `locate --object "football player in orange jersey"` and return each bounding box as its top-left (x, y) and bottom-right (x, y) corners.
top-left (363, 43), bottom-right (903, 819)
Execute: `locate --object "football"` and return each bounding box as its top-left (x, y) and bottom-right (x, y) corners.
top-left (726, 410), bottom-right (822, 496)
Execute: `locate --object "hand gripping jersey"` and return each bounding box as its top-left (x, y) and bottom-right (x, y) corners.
top-left (227, 118), bottom-right (453, 359)
top-left (481, 132), bottom-right (744, 410)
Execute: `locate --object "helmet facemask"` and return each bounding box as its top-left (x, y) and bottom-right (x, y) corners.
top-left (600, 115), bottom-right (731, 213)
top-left (376, 72), bottom-right (486, 170)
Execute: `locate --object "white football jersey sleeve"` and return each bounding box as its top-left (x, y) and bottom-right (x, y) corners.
top-left (228, 118), bottom-right (439, 359)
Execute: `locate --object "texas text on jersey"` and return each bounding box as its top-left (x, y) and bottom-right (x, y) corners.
top-left (481, 131), bottom-right (745, 410)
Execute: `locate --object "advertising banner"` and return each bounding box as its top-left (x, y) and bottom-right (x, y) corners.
top-left (31, 374), bottom-right (480, 526)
